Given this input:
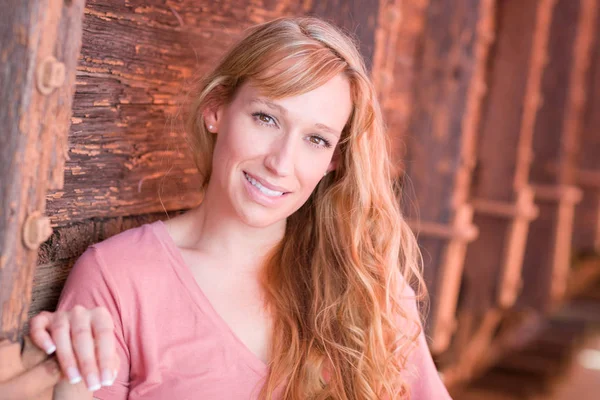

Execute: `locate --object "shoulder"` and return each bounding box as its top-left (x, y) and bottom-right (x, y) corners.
top-left (77, 221), bottom-right (173, 281)
top-left (92, 221), bottom-right (162, 255)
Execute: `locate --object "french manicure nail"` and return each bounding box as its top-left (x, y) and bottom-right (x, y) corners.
top-left (101, 368), bottom-right (114, 386)
top-left (66, 366), bottom-right (82, 384)
top-left (45, 342), bottom-right (56, 355)
top-left (86, 373), bottom-right (101, 391)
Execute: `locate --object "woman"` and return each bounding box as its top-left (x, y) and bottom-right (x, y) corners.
top-left (29, 17), bottom-right (452, 399)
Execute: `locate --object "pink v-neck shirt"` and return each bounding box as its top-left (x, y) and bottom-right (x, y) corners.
top-left (57, 221), bottom-right (452, 399)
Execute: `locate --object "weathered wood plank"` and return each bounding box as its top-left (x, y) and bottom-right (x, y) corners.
top-left (520, 0), bottom-right (595, 312)
top-left (307, 0), bottom-right (380, 71)
top-left (380, 0), bottom-right (430, 175)
top-left (400, 0), bottom-right (494, 353)
top-left (0, 0), bottom-right (85, 341)
top-left (460, 0), bottom-right (553, 321)
top-left (573, 2), bottom-right (600, 255)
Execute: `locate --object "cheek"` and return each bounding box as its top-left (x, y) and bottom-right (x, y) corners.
top-left (213, 121), bottom-right (263, 169)
top-left (296, 157), bottom-right (331, 192)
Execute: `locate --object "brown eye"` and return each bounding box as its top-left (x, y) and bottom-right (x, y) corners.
top-left (259, 114), bottom-right (272, 124)
top-left (252, 112), bottom-right (277, 126)
top-left (307, 135), bottom-right (332, 149)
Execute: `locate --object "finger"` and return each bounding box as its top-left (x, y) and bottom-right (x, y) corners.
top-left (28, 312), bottom-right (57, 355)
top-left (0, 357), bottom-right (61, 400)
top-left (90, 307), bottom-right (116, 387)
top-left (49, 312), bottom-right (82, 385)
top-left (21, 336), bottom-right (51, 370)
top-left (69, 306), bottom-right (101, 391)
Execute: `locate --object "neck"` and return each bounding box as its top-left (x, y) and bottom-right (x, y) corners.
top-left (183, 186), bottom-right (285, 272)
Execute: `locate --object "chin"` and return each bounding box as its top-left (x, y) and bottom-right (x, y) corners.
top-left (237, 208), bottom-right (288, 229)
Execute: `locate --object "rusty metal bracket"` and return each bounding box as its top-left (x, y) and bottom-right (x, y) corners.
top-left (36, 55), bottom-right (65, 95)
top-left (22, 211), bottom-right (53, 250)
top-left (471, 193), bottom-right (539, 221)
top-left (531, 184), bottom-right (583, 203)
top-left (406, 219), bottom-right (479, 242)
top-left (532, 184), bottom-right (584, 303)
top-left (496, 186), bottom-right (539, 308)
top-left (423, 204), bottom-right (479, 354)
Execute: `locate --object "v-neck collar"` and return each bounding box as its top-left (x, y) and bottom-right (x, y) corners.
top-left (151, 220), bottom-right (269, 376)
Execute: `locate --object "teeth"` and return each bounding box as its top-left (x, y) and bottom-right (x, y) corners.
top-left (244, 173), bottom-right (284, 197)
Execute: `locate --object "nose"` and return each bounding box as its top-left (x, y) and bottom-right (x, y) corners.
top-left (264, 135), bottom-right (295, 177)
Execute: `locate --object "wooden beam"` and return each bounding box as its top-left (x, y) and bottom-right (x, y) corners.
top-left (520, 0), bottom-right (596, 312)
top-left (0, 0), bottom-right (85, 341)
top-left (459, 0), bottom-right (555, 332)
top-left (572, 1), bottom-right (600, 254)
top-left (395, 0), bottom-right (495, 354)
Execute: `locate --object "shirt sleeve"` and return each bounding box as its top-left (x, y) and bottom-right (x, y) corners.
top-left (399, 284), bottom-right (453, 400)
top-left (57, 247), bottom-right (130, 400)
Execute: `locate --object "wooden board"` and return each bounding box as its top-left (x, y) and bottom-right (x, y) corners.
top-left (459, 0), bottom-right (552, 320)
top-left (398, 0), bottom-right (495, 353)
top-left (0, 0), bottom-right (85, 341)
top-left (377, 0), bottom-right (430, 175)
top-left (519, 0), bottom-right (597, 312)
top-left (572, 4), bottom-right (600, 255)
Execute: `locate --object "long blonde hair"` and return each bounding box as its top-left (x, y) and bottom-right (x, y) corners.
top-left (186, 17), bottom-right (426, 399)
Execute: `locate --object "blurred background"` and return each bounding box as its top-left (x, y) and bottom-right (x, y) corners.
top-left (1, 0), bottom-right (599, 398)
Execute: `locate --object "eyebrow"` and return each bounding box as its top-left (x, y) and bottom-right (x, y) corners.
top-left (249, 97), bottom-right (341, 138)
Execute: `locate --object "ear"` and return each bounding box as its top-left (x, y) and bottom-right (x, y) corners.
top-left (202, 103), bottom-right (223, 133)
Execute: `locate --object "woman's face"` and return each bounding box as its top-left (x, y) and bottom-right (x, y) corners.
top-left (204, 73), bottom-right (353, 228)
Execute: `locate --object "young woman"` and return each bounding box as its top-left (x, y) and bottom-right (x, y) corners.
top-left (29, 17), bottom-right (452, 399)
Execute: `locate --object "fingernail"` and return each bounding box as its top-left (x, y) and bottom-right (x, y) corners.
top-left (66, 366), bottom-right (82, 384)
top-left (101, 368), bottom-right (115, 386)
top-left (45, 341), bottom-right (56, 355)
top-left (86, 373), bottom-right (101, 391)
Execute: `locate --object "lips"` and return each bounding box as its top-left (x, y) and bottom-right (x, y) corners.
top-left (243, 171), bottom-right (290, 194)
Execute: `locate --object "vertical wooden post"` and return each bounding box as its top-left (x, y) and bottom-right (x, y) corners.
top-left (0, 0), bottom-right (85, 341)
top-left (400, 0), bottom-right (495, 354)
top-left (572, 2), bottom-right (600, 256)
top-left (520, 0), bottom-right (596, 311)
top-left (459, 0), bottom-right (555, 329)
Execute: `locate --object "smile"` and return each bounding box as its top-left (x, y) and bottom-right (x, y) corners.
top-left (244, 172), bottom-right (287, 197)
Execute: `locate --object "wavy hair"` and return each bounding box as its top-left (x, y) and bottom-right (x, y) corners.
top-left (185, 17), bottom-right (426, 399)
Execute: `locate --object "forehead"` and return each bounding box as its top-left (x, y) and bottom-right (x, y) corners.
top-left (233, 74), bottom-right (353, 132)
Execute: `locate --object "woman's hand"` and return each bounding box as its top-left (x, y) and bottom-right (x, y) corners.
top-left (0, 337), bottom-right (61, 400)
top-left (29, 306), bottom-right (118, 392)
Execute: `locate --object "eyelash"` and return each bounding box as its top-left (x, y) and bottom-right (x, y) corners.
top-left (251, 111), bottom-right (333, 149)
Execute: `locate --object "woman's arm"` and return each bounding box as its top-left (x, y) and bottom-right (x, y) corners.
top-left (50, 246), bottom-right (131, 400)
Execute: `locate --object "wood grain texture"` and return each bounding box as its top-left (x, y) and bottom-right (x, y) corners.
top-left (520, 0), bottom-right (589, 312)
top-left (0, 0), bottom-right (38, 343)
top-left (572, 1), bottom-right (600, 254)
top-left (0, 0), bottom-right (85, 341)
top-left (379, 0), bottom-right (430, 175)
top-left (306, 0), bottom-right (379, 70)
